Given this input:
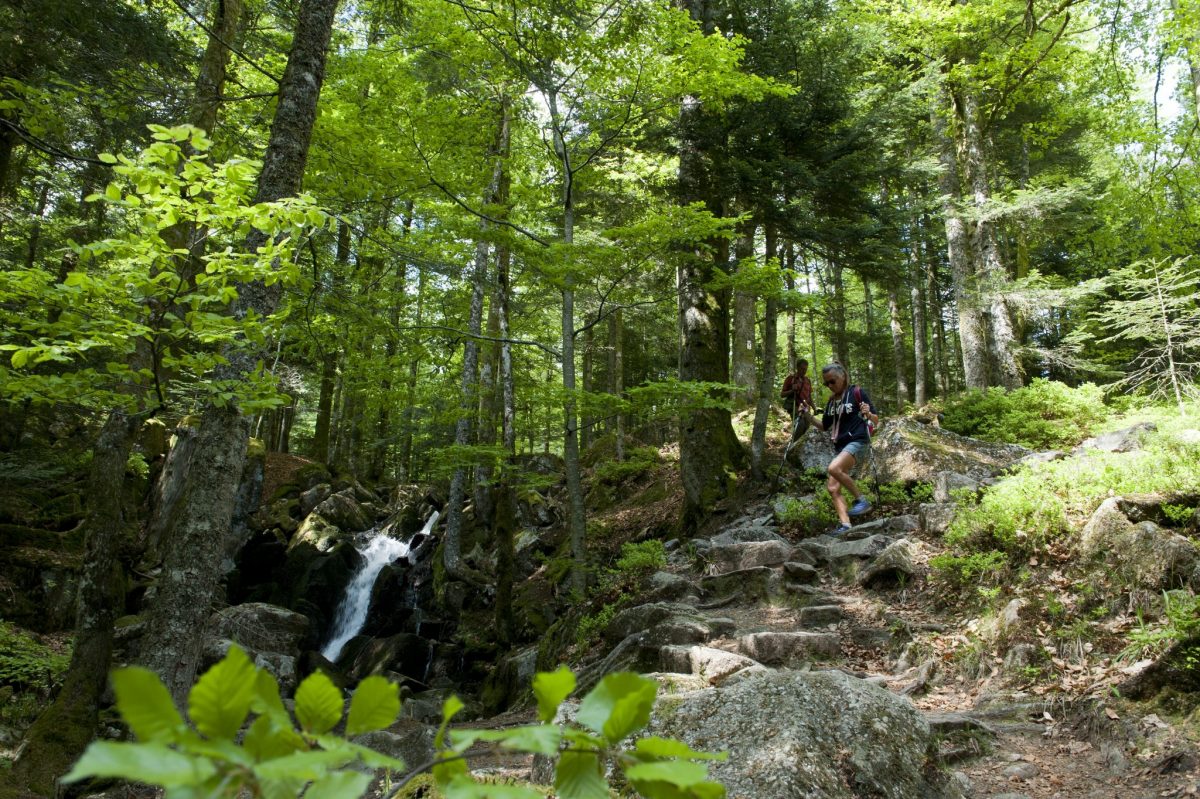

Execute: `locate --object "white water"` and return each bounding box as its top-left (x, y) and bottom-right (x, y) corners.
top-left (321, 511), bottom-right (438, 663)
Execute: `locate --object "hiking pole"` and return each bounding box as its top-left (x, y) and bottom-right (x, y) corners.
top-left (861, 408), bottom-right (882, 505)
top-left (772, 414), bottom-right (801, 491)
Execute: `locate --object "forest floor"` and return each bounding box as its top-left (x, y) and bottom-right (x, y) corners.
top-left (576, 413), bottom-right (1200, 799)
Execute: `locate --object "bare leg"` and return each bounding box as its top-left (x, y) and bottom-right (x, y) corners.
top-left (826, 450), bottom-right (862, 525)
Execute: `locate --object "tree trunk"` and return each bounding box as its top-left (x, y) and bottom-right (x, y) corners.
top-left (862, 277), bottom-right (876, 386)
top-left (731, 217), bottom-right (757, 407)
top-left (912, 283), bottom-right (927, 406)
top-left (5, 410), bottom-right (144, 796)
top-left (829, 259), bottom-right (848, 370)
top-left (137, 0), bottom-right (338, 705)
top-left (497, 244), bottom-right (516, 455)
top-left (888, 283), bottom-right (909, 409)
top-left (608, 308), bottom-right (624, 462)
top-left (932, 81), bottom-right (988, 390)
top-left (749, 224), bottom-right (778, 480)
top-left (785, 243), bottom-right (797, 374)
top-left (444, 102), bottom-right (509, 583)
top-left (581, 324), bottom-right (594, 450)
top-left (960, 88), bottom-right (1022, 389)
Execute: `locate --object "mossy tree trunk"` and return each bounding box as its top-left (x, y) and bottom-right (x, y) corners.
top-left (5, 409), bottom-right (145, 797)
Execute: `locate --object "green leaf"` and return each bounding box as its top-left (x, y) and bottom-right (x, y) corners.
top-left (105, 182), bottom-right (122, 201)
top-left (555, 749), bottom-right (608, 799)
top-left (449, 724), bottom-right (562, 756)
top-left (345, 675), bottom-right (400, 736)
top-left (62, 742), bottom-right (216, 786)
top-left (294, 670), bottom-right (343, 734)
top-left (302, 770), bottom-right (372, 799)
top-left (187, 644), bottom-right (257, 740)
top-left (250, 668), bottom-right (288, 719)
top-left (435, 695), bottom-right (465, 749)
top-left (312, 734), bottom-right (406, 771)
top-left (111, 667), bottom-right (185, 743)
top-left (252, 749), bottom-right (353, 780)
top-left (242, 714), bottom-right (304, 763)
top-left (257, 776), bottom-right (307, 799)
top-left (633, 737), bottom-right (727, 762)
top-left (576, 672), bottom-right (657, 744)
top-left (532, 666), bottom-right (576, 723)
top-left (624, 761), bottom-right (708, 787)
top-left (98, 152), bottom-right (118, 164)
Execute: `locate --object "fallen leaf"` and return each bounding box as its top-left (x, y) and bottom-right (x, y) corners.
top-left (1105, 707), bottom-right (1120, 720)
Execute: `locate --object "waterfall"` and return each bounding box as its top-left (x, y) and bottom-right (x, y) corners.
top-left (321, 510), bottom-right (439, 663)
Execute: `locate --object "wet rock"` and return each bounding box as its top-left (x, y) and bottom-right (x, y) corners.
top-left (659, 645), bottom-right (759, 685)
top-left (647, 670), bottom-right (963, 799)
top-left (1072, 422), bottom-right (1156, 456)
top-left (345, 633), bottom-right (434, 684)
top-left (870, 418), bottom-right (1030, 483)
top-left (736, 631), bottom-right (841, 665)
top-left (857, 539), bottom-right (921, 589)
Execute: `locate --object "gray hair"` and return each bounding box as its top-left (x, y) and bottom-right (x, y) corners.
top-left (820, 363), bottom-right (846, 380)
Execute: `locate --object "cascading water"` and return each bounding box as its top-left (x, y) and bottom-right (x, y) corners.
top-left (321, 510), bottom-right (438, 663)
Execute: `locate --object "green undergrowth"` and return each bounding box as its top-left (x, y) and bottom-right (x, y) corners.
top-left (0, 621), bottom-right (71, 732)
top-left (575, 541), bottom-right (667, 649)
top-left (940, 379), bottom-right (1107, 449)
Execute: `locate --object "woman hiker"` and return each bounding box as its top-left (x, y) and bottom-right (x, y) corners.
top-left (800, 363), bottom-right (879, 535)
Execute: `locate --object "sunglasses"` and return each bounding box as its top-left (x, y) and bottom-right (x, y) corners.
top-left (823, 378), bottom-right (838, 387)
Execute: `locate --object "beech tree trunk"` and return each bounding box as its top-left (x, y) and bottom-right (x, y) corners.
top-left (785, 243), bottom-right (797, 374)
top-left (749, 224), bottom-right (778, 479)
top-left (608, 309), bottom-right (625, 462)
top-left (960, 89), bottom-right (1022, 389)
top-left (888, 283), bottom-right (909, 409)
top-left (5, 410), bottom-right (145, 796)
top-left (731, 217), bottom-right (757, 406)
top-left (138, 0), bottom-right (338, 705)
top-left (932, 81), bottom-right (988, 390)
top-left (444, 102), bottom-right (509, 583)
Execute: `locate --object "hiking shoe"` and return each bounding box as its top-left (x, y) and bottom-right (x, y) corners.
top-left (848, 497), bottom-right (872, 517)
top-left (830, 523), bottom-right (852, 536)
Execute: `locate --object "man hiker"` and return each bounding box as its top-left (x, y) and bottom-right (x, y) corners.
top-left (799, 362), bottom-right (879, 535)
top-left (781, 359), bottom-right (815, 420)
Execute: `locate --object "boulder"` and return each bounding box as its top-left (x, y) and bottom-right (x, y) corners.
top-left (1080, 497), bottom-right (1200, 590)
top-left (658, 645), bottom-right (759, 685)
top-left (857, 539), bottom-right (921, 589)
top-left (603, 602), bottom-right (732, 646)
top-left (643, 571), bottom-right (698, 603)
top-left (705, 540), bottom-right (793, 573)
top-left (827, 535), bottom-right (893, 570)
top-left (699, 567), bottom-right (776, 603)
top-left (345, 633), bottom-right (435, 684)
top-left (1072, 422), bottom-right (1157, 456)
top-left (791, 425), bottom-right (835, 471)
top-left (481, 646), bottom-right (539, 713)
top-left (353, 719), bottom-right (437, 774)
top-left (846, 515), bottom-right (920, 537)
top-left (312, 490), bottom-right (374, 533)
top-left (299, 484), bottom-right (332, 518)
top-left (919, 503), bottom-right (957, 536)
top-left (782, 561), bottom-right (819, 584)
top-left (736, 631), bottom-right (840, 665)
top-left (209, 603), bottom-right (309, 658)
top-left (870, 419), bottom-right (1030, 483)
top-left (933, 471), bottom-right (980, 503)
top-left (202, 639), bottom-right (298, 693)
top-left (647, 670), bottom-right (962, 799)
top-left (798, 605), bottom-right (844, 627)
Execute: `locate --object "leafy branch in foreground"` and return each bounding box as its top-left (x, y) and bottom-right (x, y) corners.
top-left (63, 647), bottom-right (726, 799)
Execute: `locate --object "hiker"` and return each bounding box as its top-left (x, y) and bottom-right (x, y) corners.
top-left (780, 360), bottom-right (815, 419)
top-left (800, 363), bottom-right (879, 534)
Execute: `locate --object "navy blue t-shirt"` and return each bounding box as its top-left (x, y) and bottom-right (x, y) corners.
top-left (821, 386), bottom-right (876, 450)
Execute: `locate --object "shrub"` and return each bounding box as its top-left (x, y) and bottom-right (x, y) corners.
top-left (1162, 503), bottom-right (1194, 527)
top-left (0, 622), bottom-right (69, 696)
top-left (1121, 590), bottom-right (1200, 661)
top-left (775, 496), bottom-right (836, 533)
top-left (65, 647), bottom-right (726, 799)
top-left (929, 550), bottom-right (1008, 586)
top-left (593, 446), bottom-right (662, 485)
top-left (941, 379), bottom-right (1107, 450)
top-left (614, 540), bottom-right (666, 575)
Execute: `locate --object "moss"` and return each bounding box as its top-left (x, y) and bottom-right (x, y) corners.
top-left (246, 437), bottom-right (267, 460)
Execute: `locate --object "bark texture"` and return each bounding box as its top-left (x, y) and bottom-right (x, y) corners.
top-left (5, 410), bottom-right (144, 797)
